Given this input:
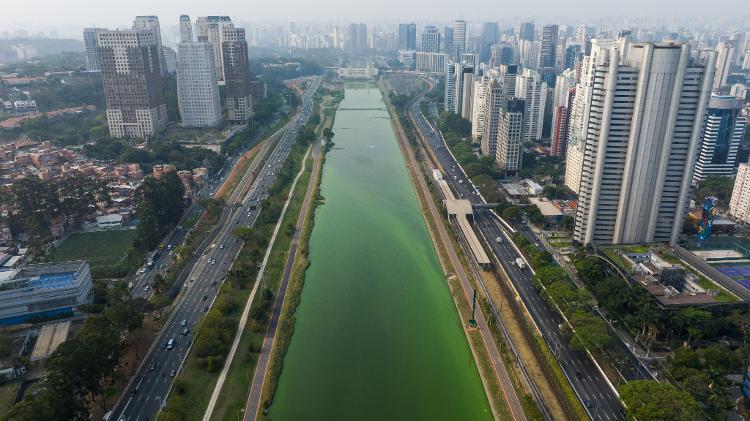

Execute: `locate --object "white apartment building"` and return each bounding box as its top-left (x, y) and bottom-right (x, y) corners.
top-left (516, 68), bottom-right (547, 142)
top-left (415, 52), bottom-right (446, 74)
top-left (471, 76), bottom-right (491, 141)
top-left (730, 163), bottom-right (750, 223)
top-left (573, 39), bottom-right (716, 245)
top-left (480, 79), bottom-right (504, 157)
top-left (177, 42), bottom-right (222, 127)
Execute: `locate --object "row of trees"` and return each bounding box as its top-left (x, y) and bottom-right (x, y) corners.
top-left (134, 172), bottom-right (185, 249)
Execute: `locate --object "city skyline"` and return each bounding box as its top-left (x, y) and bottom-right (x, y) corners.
top-left (2, 2), bottom-right (750, 38)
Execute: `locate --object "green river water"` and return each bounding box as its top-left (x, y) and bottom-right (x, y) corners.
top-left (268, 84), bottom-right (492, 420)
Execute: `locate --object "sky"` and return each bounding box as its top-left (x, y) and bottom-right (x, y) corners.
top-left (2, 0), bottom-right (749, 38)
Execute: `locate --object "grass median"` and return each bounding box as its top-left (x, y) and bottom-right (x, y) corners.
top-left (158, 135), bottom-right (315, 421)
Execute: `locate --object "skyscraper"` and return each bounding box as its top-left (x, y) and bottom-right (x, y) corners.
top-left (480, 79), bottom-right (504, 157)
top-left (693, 95), bottom-right (747, 182)
top-left (177, 42), bottom-right (221, 127)
top-left (540, 24), bottom-right (559, 69)
top-left (96, 29), bottom-right (167, 138)
top-left (444, 63), bottom-right (456, 112)
top-left (443, 27), bottom-right (454, 57)
top-left (550, 69), bottom-right (576, 157)
top-left (571, 40), bottom-right (716, 245)
top-left (420, 26), bottom-right (441, 53)
top-left (714, 41), bottom-right (735, 90)
top-left (480, 22), bottom-right (499, 61)
top-left (133, 16), bottom-right (166, 76)
top-left (199, 16), bottom-right (233, 81)
top-left (729, 164), bottom-right (750, 222)
top-left (399, 23), bottom-right (417, 50)
top-left (519, 22), bottom-right (535, 41)
top-left (451, 20), bottom-right (467, 58)
top-left (83, 28), bottom-right (102, 71)
top-left (348, 23), bottom-right (368, 50)
top-left (516, 68), bottom-right (547, 142)
top-left (452, 63), bottom-right (473, 116)
top-left (471, 75), bottom-right (491, 141)
top-left (179, 15), bottom-right (193, 43)
top-left (496, 99), bottom-right (525, 171)
top-left (460, 66), bottom-right (475, 120)
top-left (519, 40), bottom-right (541, 70)
top-left (490, 44), bottom-right (514, 67)
top-left (221, 27), bottom-right (253, 123)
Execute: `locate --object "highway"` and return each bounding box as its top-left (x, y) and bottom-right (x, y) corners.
top-left (129, 107), bottom-right (291, 300)
top-left (408, 87), bottom-right (627, 420)
top-left (109, 76), bottom-right (321, 421)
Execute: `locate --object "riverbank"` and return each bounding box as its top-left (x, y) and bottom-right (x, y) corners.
top-left (380, 79), bottom-right (522, 421)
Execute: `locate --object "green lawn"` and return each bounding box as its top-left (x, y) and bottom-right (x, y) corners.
top-left (51, 229), bottom-right (137, 268)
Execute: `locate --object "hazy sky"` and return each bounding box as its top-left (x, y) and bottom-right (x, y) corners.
top-left (3, 0), bottom-right (748, 37)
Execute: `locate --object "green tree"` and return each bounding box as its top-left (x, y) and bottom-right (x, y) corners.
top-left (619, 380), bottom-right (700, 421)
top-left (569, 312), bottom-right (611, 351)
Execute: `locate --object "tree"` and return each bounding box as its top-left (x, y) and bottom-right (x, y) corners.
top-left (502, 206), bottom-right (520, 221)
top-left (619, 380), bottom-right (700, 421)
top-left (569, 312), bottom-right (611, 351)
top-left (534, 266), bottom-right (568, 287)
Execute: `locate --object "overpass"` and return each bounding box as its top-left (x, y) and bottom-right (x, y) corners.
top-left (433, 171), bottom-right (490, 266)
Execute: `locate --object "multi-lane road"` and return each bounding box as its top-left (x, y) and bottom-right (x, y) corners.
top-left (110, 76), bottom-right (320, 421)
top-left (408, 83), bottom-right (629, 420)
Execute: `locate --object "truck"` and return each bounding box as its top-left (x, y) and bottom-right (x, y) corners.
top-left (515, 258), bottom-right (527, 269)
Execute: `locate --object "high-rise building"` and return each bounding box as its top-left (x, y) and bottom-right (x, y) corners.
top-left (516, 68), bottom-right (547, 142)
top-left (471, 75), bottom-right (491, 141)
top-left (179, 15), bottom-right (193, 43)
top-left (497, 64), bottom-right (518, 97)
top-left (496, 98), bottom-right (525, 171)
top-left (729, 163), bottom-right (750, 223)
top-left (348, 23), bottom-right (368, 50)
top-left (451, 20), bottom-right (467, 58)
top-left (460, 67), bottom-right (475, 120)
top-left (162, 46), bottom-right (176, 74)
top-left (714, 41), bottom-right (735, 90)
top-left (83, 28), bottom-right (102, 71)
top-left (480, 79), bottom-right (504, 157)
top-left (398, 23), bottom-right (417, 50)
top-left (490, 44), bottom-right (514, 67)
top-left (519, 40), bottom-right (541, 70)
top-left (480, 22), bottom-right (499, 61)
top-left (572, 40), bottom-right (716, 246)
top-left (444, 63), bottom-right (456, 112)
top-left (177, 42), bottom-right (222, 127)
top-left (199, 16), bottom-right (233, 81)
top-left (221, 27), bottom-right (253, 123)
top-left (550, 69), bottom-right (576, 157)
top-left (540, 24), bottom-right (559, 69)
top-left (443, 27), bottom-right (454, 57)
top-left (452, 63), bottom-right (474, 116)
top-left (96, 29), bottom-right (167, 138)
top-left (693, 95), bottom-right (746, 182)
top-left (415, 52), bottom-right (446, 74)
top-left (563, 44), bottom-right (583, 70)
top-left (519, 22), bottom-right (535, 41)
top-left (133, 16), bottom-right (166, 76)
top-left (420, 26), bottom-right (441, 53)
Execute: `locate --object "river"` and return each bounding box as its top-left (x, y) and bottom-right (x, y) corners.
top-left (269, 84), bottom-right (492, 420)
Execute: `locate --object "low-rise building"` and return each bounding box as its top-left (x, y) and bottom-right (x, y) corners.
top-left (0, 261), bottom-right (93, 325)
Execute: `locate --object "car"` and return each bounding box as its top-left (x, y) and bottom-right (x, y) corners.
top-left (202, 294), bottom-right (208, 301)
top-left (144, 285), bottom-right (150, 292)
top-left (220, 244), bottom-right (225, 249)
top-left (170, 370), bottom-right (176, 377)
top-left (583, 399), bottom-right (592, 409)
top-left (181, 319), bottom-right (188, 327)
top-left (181, 328), bottom-right (190, 336)
top-left (149, 361), bottom-right (158, 371)
top-left (167, 338), bottom-right (175, 350)
top-left (161, 341), bottom-right (168, 350)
